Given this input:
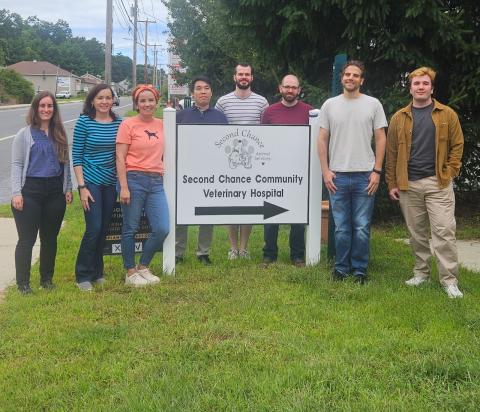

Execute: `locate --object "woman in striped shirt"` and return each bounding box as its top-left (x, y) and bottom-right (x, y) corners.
top-left (72, 84), bottom-right (122, 291)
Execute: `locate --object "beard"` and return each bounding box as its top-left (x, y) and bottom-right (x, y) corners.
top-left (236, 80), bottom-right (252, 90)
top-left (281, 93), bottom-right (298, 102)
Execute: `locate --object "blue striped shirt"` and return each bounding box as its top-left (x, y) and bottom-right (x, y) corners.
top-left (72, 114), bottom-right (122, 185)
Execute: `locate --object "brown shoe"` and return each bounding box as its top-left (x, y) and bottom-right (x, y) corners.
top-left (259, 258), bottom-right (275, 269)
top-left (292, 258), bottom-right (306, 268)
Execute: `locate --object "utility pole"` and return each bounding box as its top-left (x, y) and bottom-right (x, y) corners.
top-left (131, 0), bottom-right (138, 89)
top-left (138, 19), bottom-right (155, 83)
top-left (148, 44), bottom-right (163, 89)
top-left (105, 0), bottom-right (113, 84)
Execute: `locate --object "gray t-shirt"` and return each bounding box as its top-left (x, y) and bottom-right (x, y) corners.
top-left (408, 103), bottom-right (436, 181)
top-left (318, 94), bottom-right (387, 172)
top-left (215, 91), bottom-right (268, 125)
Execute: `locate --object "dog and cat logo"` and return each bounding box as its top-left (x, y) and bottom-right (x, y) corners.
top-left (225, 138), bottom-right (254, 169)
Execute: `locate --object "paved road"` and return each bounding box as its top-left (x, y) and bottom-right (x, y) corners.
top-left (0, 97), bottom-right (132, 204)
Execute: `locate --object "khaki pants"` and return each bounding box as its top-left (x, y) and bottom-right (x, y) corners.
top-left (399, 176), bottom-right (458, 285)
top-left (175, 225), bottom-right (213, 257)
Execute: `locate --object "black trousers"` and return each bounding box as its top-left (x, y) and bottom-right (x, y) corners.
top-left (12, 176), bottom-right (66, 287)
top-left (263, 224), bottom-right (305, 261)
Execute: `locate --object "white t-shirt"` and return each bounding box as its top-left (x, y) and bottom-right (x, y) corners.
top-left (318, 94), bottom-right (387, 172)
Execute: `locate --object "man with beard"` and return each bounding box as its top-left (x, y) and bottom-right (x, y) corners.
top-left (317, 60), bottom-right (387, 284)
top-left (260, 74), bottom-right (312, 268)
top-left (215, 63), bottom-right (268, 260)
top-left (176, 76), bottom-right (228, 266)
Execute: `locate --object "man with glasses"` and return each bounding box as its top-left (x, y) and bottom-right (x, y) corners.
top-left (260, 74), bottom-right (312, 268)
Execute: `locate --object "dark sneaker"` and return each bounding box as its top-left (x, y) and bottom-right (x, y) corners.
top-left (332, 270), bottom-right (347, 281)
top-left (18, 284), bottom-right (33, 295)
top-left (197, 255), bottom-right (212, 265)
top-left (354, 274), bottom-right (368, 285)
top-left (175, 256), bottom-right (184, 265)
top-left (292, 258), bottom-right (306, 268)
top-left (40, 280), bottom-right (56, 290)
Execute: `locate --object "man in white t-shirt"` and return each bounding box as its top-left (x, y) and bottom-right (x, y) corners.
top-left (215, 63), bottom-right (268, 260)
top-left (317, 60), bottom-right (387, 283)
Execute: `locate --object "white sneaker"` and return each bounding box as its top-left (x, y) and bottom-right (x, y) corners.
top-left (137, 267), bottom-right (160, 284)
top-left (444, 284), bottom-right (464, 299)
top-left (239, 249), bottom-right (250, 259)
top-left (228, 249), bottom-right (239, 260)
top-left (405, 276), bottom-right (428, 286)
top-left (125, 272), bottom-right (149, 287)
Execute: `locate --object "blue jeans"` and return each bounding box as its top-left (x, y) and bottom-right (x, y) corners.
top-left (75, 183), bottom-right (116, 282)
top-left (329, 172), bottom-right (375, 276)
top-left (120, 171), bottom-right (169, 270)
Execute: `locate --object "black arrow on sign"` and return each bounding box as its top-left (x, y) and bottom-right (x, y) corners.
top-left (195, 201), bottom-right (289, 220)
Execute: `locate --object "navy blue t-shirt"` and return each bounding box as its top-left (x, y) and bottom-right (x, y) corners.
top-left (176, 106), bottom-right (228, 124)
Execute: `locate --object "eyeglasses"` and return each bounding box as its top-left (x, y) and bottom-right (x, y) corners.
top-left (281, 85), bottom-right (299, 90)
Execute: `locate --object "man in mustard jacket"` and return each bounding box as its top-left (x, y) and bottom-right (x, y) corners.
top-left (385, 67), bottom-right (464, 298)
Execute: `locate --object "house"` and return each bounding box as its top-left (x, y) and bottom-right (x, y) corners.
top-left (80, 73), bottom-right (104, 92)
top-left (7, 61), bottom-right (81, 96)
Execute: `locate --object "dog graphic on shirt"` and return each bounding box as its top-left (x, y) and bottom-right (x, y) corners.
top-left (144, 130), bottom-right (158, 139)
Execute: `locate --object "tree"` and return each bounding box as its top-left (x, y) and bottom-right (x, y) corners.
top-left (164, 0), bottom-right (480, 193)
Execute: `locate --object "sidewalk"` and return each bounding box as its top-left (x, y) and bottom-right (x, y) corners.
top-left (0, 218), bottom-right (39, 292)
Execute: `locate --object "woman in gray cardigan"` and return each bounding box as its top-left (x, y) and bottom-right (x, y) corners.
top-left (11, 91), bottom-right (72, 294)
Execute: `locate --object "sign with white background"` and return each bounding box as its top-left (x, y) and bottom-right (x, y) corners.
top-left (176, 124), bottom-right (310, 225)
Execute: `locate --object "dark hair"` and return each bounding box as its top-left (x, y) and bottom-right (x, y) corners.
top-left (82, 84), bottom-right (117, 120)
top-left (235, 63), bottom-right (254, 75)
top-left (26, 91), bottom-right (69, 163)
top-left (341, 60), bottom-right (366, 78)
top-left (190, 75), bottom-right (212, 92)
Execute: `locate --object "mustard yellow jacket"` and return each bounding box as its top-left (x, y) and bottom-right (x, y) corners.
top-left (385, 99), bottom-right (464, 191)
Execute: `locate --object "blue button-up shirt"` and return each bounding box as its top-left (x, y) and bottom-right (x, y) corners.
top-left (176, 106), bottom-right (228, 124)
top-left (26, 127), bottom-right (62, 177)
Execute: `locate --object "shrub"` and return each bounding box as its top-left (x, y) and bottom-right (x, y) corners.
top-left (0, 69), bottom-right (34, 104)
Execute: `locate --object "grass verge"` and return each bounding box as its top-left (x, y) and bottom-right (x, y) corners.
top-left (0, 203), bottom-right (479, 410)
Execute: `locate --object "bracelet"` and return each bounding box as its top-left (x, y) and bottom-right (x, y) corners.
top-left (372, 168), bottom-right (382, 175)
top-left (77, 185), bottom-right (87, 189)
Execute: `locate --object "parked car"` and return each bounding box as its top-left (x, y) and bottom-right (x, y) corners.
top-left (55, 91), bottom-right (71, 99)
top-left (113, 90), bottom-right (120, 106)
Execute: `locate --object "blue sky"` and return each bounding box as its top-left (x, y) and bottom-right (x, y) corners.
top-left (4, 0), bottom-right (170, 65)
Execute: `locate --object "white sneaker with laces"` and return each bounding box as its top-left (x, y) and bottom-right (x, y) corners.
top-left (444, 284), bottom-right (463, 299)
top-left (137, 267), bottom-right (160, 284)
top-left (405, 276), bottom-right (428, 286)
top-left (239, 249), bottom-right (250, 259)
top-left (228, 249), bottom-right (239, 260)
top-left (125, 272), bottom-right (149, 287)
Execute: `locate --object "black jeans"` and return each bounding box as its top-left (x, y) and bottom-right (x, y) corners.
top-left (12, 176), bottom-right (66, 287)
top-left (263, 224), bottom-right (305, 261)
top-left (75, 183), bottom-right (116, 282)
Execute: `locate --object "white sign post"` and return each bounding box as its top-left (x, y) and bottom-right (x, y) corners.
top-left (176, 124), bottom-right (310, 226)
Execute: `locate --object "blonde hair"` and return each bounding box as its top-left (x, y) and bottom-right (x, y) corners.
top-left (408, 67), bottom-right (436, 85)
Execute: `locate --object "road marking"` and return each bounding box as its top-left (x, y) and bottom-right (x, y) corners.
top-left (1, 102), bottom-right (131, 142)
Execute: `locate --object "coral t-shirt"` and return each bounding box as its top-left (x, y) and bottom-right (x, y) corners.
top-left (116, 116), bottom-right (165, 174)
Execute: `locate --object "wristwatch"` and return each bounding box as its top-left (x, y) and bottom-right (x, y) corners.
top-left (372, 168), bottom-right (382, 175)
top-left (77, 184), bottom-right (87, 189)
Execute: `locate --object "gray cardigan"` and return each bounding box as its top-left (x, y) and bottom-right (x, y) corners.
top-left (11, 126), bottom-right (72, 197)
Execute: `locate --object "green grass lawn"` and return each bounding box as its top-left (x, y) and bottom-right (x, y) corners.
top-left (1, 200), bottom-right (479, 411)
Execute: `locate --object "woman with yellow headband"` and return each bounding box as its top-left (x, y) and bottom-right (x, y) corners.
top-left (116, 84), bottom-right (169, 286)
